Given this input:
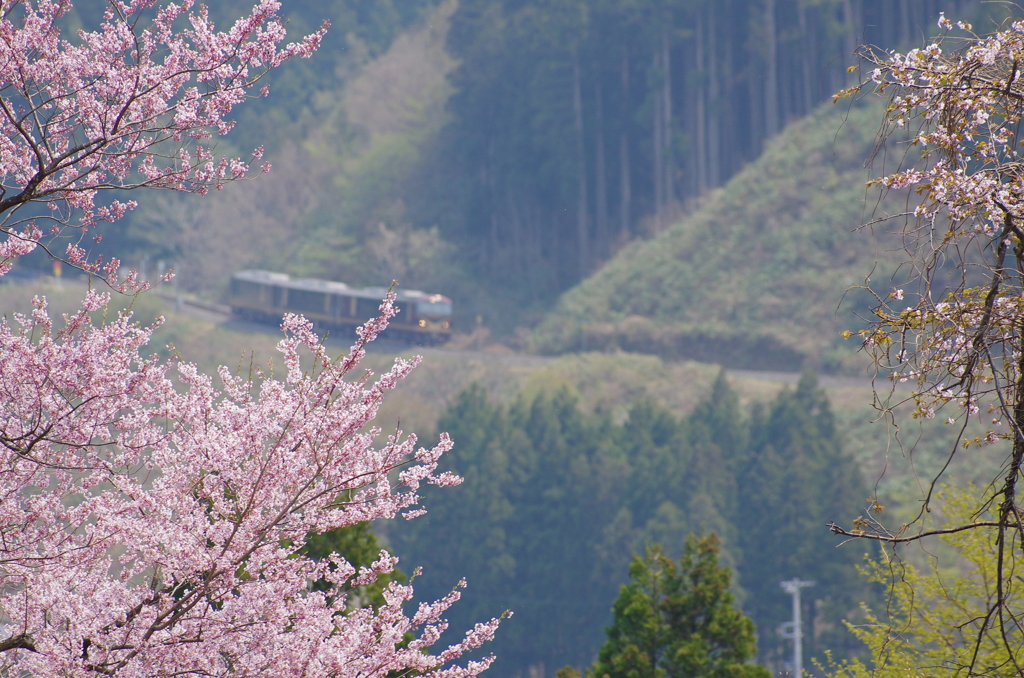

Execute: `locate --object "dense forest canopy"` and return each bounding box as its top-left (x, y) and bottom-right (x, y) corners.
top-left (223, 0), bottom-right (445, 150)
top-left (413, 0), bottom-right (991, 315)
top-left (389, 374), bottom-right (868, 677)
top-left (418, 0), bottom-right (990, 309)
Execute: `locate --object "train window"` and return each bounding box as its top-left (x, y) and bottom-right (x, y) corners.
top-left (356, 297), bottom-right (381, 320)
top-left (231, 279), bottom-right (262, 302)
top-left (288, 289), bottom-right (326, 314)
top-left (270, 286), bottom-right (285, 308)
top-left (396, 302), bottom-right (412, 322)
top-left (331, 295), bottom-right (353, 317)
top-left (415, 299), bottom-right (452, 316)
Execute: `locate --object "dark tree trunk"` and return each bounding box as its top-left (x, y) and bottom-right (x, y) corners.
top-left (707, 3), bottom-right (720, 187)
top-left (798, 0), bottom-right (813, 114)
top-left (695, 9), bottom-right (708, 195)
top-left (900, 0), bottom-right (912, 46)
top-left (595, 81), bottom-right (608, 259)
top-left (843, 0), bottom-right (857, 83)
top-left (620, 46), bottom-right (632, 240)
top-left (653, 49), bottom-right (664, 216)
top-left (747, 26), bottom-right (761, 156)
top-left (509, 190), bottom-right (523, 277)
top-left (764, 0), bottom-right (779, 137)
top-left (572, 49), bottom-right (590, 277)
top-left (721, 0), bottom-right (737, 176)
top-left (662, 28), bottom-right (674, 207)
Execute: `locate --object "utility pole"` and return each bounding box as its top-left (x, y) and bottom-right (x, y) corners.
top-left (779, 579), bottom-right (814, 678)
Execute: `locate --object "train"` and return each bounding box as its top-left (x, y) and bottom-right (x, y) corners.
top-left (228, 270), bottom-right (453, 344)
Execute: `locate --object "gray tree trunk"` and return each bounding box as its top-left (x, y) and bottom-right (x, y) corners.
top-left (798, 0), bottom-right (813, 114)
top-left (662, 29), bottom-right (674, 207)
top-left (620, 47), bottom-right (632, 240)
top-left (707, 3), bottom-right (721, 187)
top-left (573, 49), bottom-right (590, 276)
top-left (695, 10), bottom-right (707, 195)
top-left (764, 0), bottom-right (779, 137)
top-left (653, 50), bottom-right (663, 216)
top-left (595, 81), bottom-right (608, 258)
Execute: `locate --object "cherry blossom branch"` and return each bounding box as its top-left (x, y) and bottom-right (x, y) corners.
top-left (0, 0), bottom-right (326, 279)
top-left (836, 12), bottom-right (1024, 672)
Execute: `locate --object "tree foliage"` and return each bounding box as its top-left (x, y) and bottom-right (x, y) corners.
top-left (528, 100), bottom-right (897, 370)
top-left (418, 0), bottom-right (997, 309)
top-left (391, 373), bottom-right (867, 676)
top-left (302, 521), bottom-right (405, 610)
top-left (589, 537), bottom-right (770, 678)
top-left (0, 0), bottom-right (326, 278)
top-left (739, 374), bottom-right (869, 667)
top-left (220, 0), bottom-right (444, 152)
top-left (827, 487), bottom-right (1019, 678)
top-left (93, 1), bottom-right (1009, 339)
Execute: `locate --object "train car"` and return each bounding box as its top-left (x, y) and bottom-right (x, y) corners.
top-left (229, 270), bottom-right (453, 344)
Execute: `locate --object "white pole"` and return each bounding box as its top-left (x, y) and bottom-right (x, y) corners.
top-left (779, 579), bottom-right (814, 678)
top-left (792, 584), bottom-right (802, 678)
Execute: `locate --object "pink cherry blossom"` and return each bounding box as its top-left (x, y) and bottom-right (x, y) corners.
top-left (0, 291), bottom-right (501, 676)
top-left (0, 0), bottom-right (326, 278)
top-left (0, 2), bottom-right (501, 675)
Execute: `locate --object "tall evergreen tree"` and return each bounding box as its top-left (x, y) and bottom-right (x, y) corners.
top-left (683, 370), bottom-right (747, 562)
top-left (589, 536), bottom-right (770, 678)
top-left (390, 384), bottom-right (519, 630)
top-left (391, 387), bottom-right (637, 674)
top-left (738, 373), bottom-right (868, 668)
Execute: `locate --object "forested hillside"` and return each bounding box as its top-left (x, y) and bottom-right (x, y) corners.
top-left (388, 374), bottom-right (869, 677)
top-left (531, 100), bottom-right (899, 371)
top-left (64, 0), bottom-right (1002, 338)
top-left (5, 2), bottom-right (1023, 677)
top-left (423, 0), bottom-right (985, 309)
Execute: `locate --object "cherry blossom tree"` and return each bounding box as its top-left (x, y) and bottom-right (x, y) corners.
top-left (832, 13), bottom-right (1024, 672)
top-left (0, 0), bottom-right (323, 279)
top-left (0, 1), bottom-right (501, 675)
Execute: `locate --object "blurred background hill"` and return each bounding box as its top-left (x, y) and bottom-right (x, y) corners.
top-left (26, 0), bottom-right (1000, 368)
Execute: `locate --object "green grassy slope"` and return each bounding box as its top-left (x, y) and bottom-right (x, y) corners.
top-left (531, 100), bottom-right (902, 372)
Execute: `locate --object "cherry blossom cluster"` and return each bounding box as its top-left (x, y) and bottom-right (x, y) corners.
top-left (847, 285), bottom-right (1017, 445)
top-left (0, 289), bottom-right (500, 676)
top-left (0, 0), bottom-right (326, 275)
top-left (842, 15), bottom-right (1024, 440)
top-left (856, 15), bottom-right (1024, 236)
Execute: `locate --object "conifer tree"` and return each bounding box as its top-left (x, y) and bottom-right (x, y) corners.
top-left (589, 535), bottom-right (769, 678)
top-left (395, 377), bottom-right (867, 676)
top-left (739, 372), bottom-right (867, 665)
top-left (683, 370), bottom-right (745, 556)
top-left (689, 370), bottom-right (746, 460)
